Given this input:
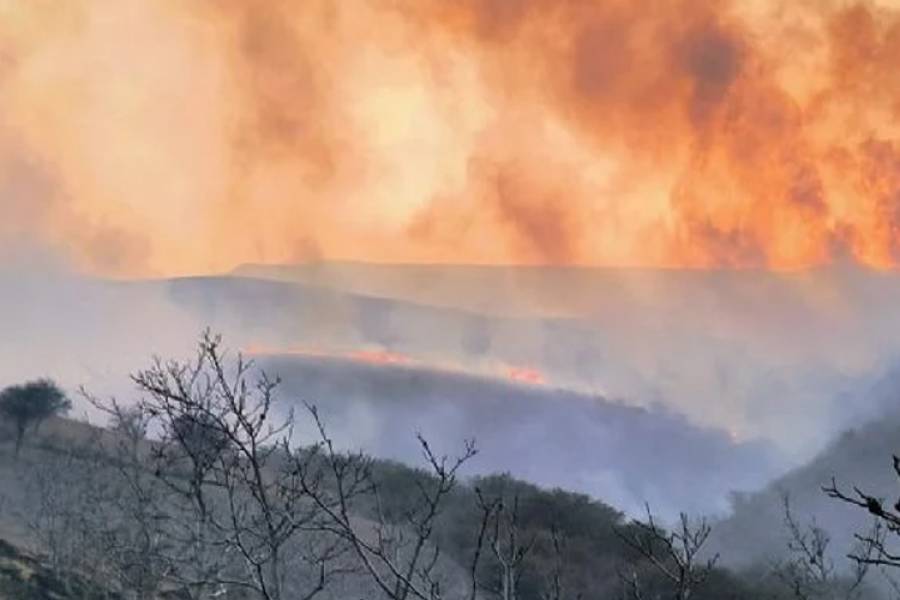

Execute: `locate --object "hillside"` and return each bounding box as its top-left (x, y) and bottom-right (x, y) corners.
top-left (226, 262), bottom-right (900, 459)
top-left (0, 538), bottom-right (113, 600)
top-left (7, 265), bottom-right (900, 465)
top-left (259, 353), bottom-right (776, 517)
top-left (710, 370), bottom-right (900, 571)
top-left (0, 417), bottom-right (801, 600)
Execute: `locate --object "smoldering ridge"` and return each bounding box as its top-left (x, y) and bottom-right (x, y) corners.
top-left (260, 354), bottom-right (779, 519)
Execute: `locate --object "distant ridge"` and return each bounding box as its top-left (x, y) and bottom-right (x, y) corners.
top-left (232, 260), bottom-right (898, 318)
top-left (710, 367), bottom-right (900, 569)
top-left (258, 352), bottom-right (778, 518)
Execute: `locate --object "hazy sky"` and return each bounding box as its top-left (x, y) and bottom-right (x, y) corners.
top-left (3, 0), bottom-right (900, 276)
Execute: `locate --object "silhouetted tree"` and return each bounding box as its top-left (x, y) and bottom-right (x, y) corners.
top-left (616, 505), bottom-right (718, 600)
top-left (0, 379), bottom-right (71, 456)
top-left (471, 486), bottom-right (537, 600)
top-left (296, 405), bottom-right (477, 600)
top-left (130, 331), bottom-right (338, 600)
top-left (774, 493), bottom-right (870, 600)
top-left (825, 456), bottom-right (900, 588)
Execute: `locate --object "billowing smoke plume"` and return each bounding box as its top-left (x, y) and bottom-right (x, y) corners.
top-left (7, 0), bottom-right (900, 522)
top-left (3, 1), bottom-right (900, 275)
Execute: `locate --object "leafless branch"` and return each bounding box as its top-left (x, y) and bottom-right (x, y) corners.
top-left (615, 504), bottom-right (718, 600)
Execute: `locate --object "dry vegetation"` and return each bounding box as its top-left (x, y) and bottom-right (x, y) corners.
top-left (0, 333), bottom-right (895, 599)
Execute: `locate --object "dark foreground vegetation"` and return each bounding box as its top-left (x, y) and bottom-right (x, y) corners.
top-left (0, 333), bottom-right (896, 599)
top-left (0, 537), bottom-right (115, 600)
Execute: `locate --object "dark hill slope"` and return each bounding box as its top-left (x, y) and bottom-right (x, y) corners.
top-left (711, 371), bottom-right (900, 569)
top-left (259, 354), bottom-right (777, 517)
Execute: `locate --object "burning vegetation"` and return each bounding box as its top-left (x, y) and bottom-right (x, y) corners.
top-left (244, 343), bottom-right (548, 386)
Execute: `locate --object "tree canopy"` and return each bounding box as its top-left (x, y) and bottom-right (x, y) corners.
top-left (0, 379), bottom-right (71, 456)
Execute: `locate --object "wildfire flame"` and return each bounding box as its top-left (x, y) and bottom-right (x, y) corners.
top-left (506, 367), bottom-right (546, 386)
top-left (243, 343), bottom-right (546, 386)
top-left (345, 350), bottom-right (414, 366)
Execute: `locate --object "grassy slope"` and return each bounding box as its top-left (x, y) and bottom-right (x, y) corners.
top-left (0, 538), bottom-right (116, 600)
top-left (0, 415), bottom-right (855, 599)
top-left (709, 366), bottom-right (900, 571)
top-left (1, 416), bottom-right (628, 598)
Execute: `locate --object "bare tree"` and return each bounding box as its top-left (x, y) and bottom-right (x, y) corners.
top-left (12, 331), bottom-right (594, 600)
top-left (539, 525), bottom-right (570, 600)
top-left (12, 332), bottom-right (486, 600)
top-left (466, 480), bottom-right (574, 600)
top-left (470, 487), bottom-right (535, 600)
top-left (84, 397), bottom-right (181, 599)
top-left (824, 456), bottom-right (900, 584)
top-left (295, 404), bottom-right (477, 600)
top-left (20, 332), bottom-right (351, 599)
top-left (774, 493), bottom-right (869, 600)
top-left (616, 505), bottom-right (718, 600)
top-left (127, 330), bottom-right (341, 600)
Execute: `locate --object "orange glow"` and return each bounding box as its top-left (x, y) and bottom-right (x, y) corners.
top-left (4, 1), bottom-right (900, 274)
top-left (345, 350), bottom-right (414, 366)
top-left (506, 367), bottom-right (547, 386)
top-left (242, 343), bottom-right (331, 359)
top-left (243, 344), bottom-right (414, 366)
top-left (243, 343), bottom-right (548, 386)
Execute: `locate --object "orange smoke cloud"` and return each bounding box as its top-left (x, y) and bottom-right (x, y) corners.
top-left (2, 0), bottom-right (900, 275)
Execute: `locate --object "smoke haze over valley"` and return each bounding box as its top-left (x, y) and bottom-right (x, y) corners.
top-left (4, 260), bottom-right (900, 522)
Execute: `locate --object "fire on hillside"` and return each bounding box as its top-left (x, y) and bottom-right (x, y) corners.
top-left (243, 343), bottom-right (547, 387)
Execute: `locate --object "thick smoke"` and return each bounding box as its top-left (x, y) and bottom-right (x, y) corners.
top-left (0, 270), bottom-right (194, 403)
top-left (3, 1), bottom-right (900, 273)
